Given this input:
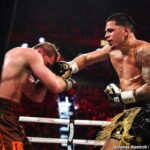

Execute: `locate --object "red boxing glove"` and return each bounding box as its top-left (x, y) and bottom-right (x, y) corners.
top-left (63, 79), bottom-right (78, 97)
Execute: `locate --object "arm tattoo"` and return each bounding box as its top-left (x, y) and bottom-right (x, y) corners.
top-left (136, 49), bottom-right (150, 67)
top-left (136, 49), bottom-right (150, 100)
top-left (137, 49), bottom-right (150, 82)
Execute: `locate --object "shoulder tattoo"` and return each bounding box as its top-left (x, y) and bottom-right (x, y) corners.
top-left (136, 49), bottom-right (150, 67)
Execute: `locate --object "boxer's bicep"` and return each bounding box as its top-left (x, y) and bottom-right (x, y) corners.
top-left (137, 49), bottom-right (150, 83)
top-left (87, 48), bottom-right (110, 63)
top-left (136, 49), bottom-right (150, 100)
top-left (142, 67), bottom-right (150, 84)
top-left (74, 45), bottom-right (110, 69)
top-left (140, 65), bottom-right (150, 99)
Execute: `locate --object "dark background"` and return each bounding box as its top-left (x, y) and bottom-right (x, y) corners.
top-left (1, 0), bottom-right (150, 86)
top-left (1, 0), bottom-right (150, 149)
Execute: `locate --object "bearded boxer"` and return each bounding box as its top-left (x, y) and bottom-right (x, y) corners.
top-left (65, 13), bottom-right (150, 149)
top-left (0, 42), bottom-right (75, 150)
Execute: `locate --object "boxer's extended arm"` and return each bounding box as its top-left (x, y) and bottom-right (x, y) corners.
top-left (69, 45), bottom-right (110, 73)
top-left (135, 49), bottom-right (150, 101)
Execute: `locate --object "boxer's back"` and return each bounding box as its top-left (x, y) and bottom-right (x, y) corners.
top-left (0, 48), bottom-right (31, 103)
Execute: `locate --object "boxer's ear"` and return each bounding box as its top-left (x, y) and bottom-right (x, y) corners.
top-left (124, 26), bottom-right (130, 36)
top-left (37, 48), bottom-right (43, 53)
top-left (124, 26), bottom-right (130, 33)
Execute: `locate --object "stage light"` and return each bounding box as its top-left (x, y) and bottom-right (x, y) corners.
top-left (21, 43), bottom-right (28, 48)
top-left (39, 37), bottom-right (45, 43)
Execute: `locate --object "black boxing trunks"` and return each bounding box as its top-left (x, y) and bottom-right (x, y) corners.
top-left (0, 98), bottom-right (33, 150)
top-left (97, 104), bottom-right (150, 148)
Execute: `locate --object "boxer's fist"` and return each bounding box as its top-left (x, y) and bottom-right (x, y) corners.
top-left (104, 83), bottom-right (122, 106)
top-left (63, 79), bottom-right (78, 97)
top-left (104, 83), bottom-right (136, 105)
top-left (51, 61), bottom-right (72, 79)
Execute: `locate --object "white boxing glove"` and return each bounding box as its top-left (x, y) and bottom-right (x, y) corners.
top-left (105, 83), bottom-right (136, 105)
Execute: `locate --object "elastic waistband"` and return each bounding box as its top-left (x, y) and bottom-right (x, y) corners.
top-left (124, 101), bottom-right (150, 109)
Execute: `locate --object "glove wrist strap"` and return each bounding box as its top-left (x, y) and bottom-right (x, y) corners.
top-left (64, 79), bottom-right (73, 90)
top-left (68, 61), bottom-right (79, 73)
top-left (121, 90), bottom-right (136, 104)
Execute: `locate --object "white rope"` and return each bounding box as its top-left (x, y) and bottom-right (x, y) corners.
top-left (19, 116), bottom-right (110, 146)
top-left (27, 137), bottom-right (105, 146)
top-left (19, 116), bottom-right (110, 126)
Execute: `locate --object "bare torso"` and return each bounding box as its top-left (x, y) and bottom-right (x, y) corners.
top-left (109, 40), bottom-right (147, 91)
top-left (0, 48), bottom-right (32, 103)
top-left (110, 50), bottom-right (143, 91)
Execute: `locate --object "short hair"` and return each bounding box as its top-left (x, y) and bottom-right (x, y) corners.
top-left (106, 13), bottom-right (135, 32)
top-left (33, 42), bottom-right (59, 60)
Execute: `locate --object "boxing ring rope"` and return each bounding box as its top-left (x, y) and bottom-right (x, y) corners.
top-left (27, 137), bottom-right (105, 146)
top-left (19, 116), bottom-right (111, 146)
top-left (19, 116), bottom-right (110, 126)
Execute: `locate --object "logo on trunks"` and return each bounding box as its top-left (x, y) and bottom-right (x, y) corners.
top-left (12, 141), bottom-right (23, 150)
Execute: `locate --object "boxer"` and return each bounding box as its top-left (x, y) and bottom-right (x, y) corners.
top-left (0, 42), bottom-right (76, 150)
top-left (65, 13), bottom-right (150, 149)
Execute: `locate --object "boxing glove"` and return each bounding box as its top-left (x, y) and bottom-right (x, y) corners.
top-left (29, 75), bottom-right (43, 87)
top-left (104, 83), bottom-right (136, 105)
top-left (51, 61), bottom-right (72, 79)
top-left (63, 79), bottom-right (78, 97)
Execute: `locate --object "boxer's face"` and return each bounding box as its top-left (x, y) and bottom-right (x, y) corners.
top-left (105, 20), bottom-right (128, 49)
top-left (43, 54), bottom-right (56, 66)
top-left (38, 49), bottom-right (54, 66)
top-left (44, 52), bottom-right (61, 69)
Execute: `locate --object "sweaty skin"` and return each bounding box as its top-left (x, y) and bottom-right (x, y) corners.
top-left (71, 20), bottom-right (150, 150)
top-left (73, 21), bottom-right (150, 102)
top-left (0, 47), bottom-right (67, 103)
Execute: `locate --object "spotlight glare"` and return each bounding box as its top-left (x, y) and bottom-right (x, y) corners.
top-left (39, 37), bottom-right (45, 43)
top-left (21, 43), bottom-right (28, 48)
